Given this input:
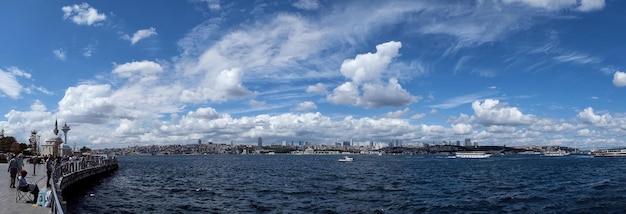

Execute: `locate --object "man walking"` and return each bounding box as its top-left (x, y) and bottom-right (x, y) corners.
top-left (7, 154), bottom-right (19, 188)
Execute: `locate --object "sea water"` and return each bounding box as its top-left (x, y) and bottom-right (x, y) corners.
top-left (65, 154), bottom-right (626, 213)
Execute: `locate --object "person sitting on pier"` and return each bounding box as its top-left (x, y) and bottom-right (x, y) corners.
top-left (17, 170), bottom-right (39, 201)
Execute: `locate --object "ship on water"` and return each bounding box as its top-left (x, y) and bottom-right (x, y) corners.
top-left (593, 149), bottom-right (626, 157)
top-left (452, 151), bottom-right (492, 159)
top-left (543, 150), bottom-right (570, 157)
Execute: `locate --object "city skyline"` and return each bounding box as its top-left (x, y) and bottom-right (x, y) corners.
top-left (1, 0), bottom-right (625, 150)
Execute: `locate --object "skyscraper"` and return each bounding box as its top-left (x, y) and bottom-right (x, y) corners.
top-left (257, 137), bottom-right (262, 150)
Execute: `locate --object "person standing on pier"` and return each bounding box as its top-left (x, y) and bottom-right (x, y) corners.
top-left (46, 155), bottom-right (54, 188)
top-left (16, 153), bottom-right (24, 173)
top-left (7, 154), bottom-right (18, 188)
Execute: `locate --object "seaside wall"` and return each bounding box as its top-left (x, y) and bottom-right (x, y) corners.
top-left (51, 157), bottom-right (118, 214)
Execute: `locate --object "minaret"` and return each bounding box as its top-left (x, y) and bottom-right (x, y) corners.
top-left (61, 122), bottom-right (70, 147)
top-left (53, 120), bottom-right (59, 136)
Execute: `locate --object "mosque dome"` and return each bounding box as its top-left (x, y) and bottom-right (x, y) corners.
top-left (46, 136), bottom-right (63, 143)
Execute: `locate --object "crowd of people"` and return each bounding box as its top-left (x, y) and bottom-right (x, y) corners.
top-left (6, 153), bottom-right (55, 202)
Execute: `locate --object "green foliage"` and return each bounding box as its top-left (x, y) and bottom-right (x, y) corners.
top-left (80, 146), bottom-right (92, 153)
top-left (0, 136), bottom-right (19, 153)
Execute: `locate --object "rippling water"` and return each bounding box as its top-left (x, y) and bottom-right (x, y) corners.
top-left (66, 154), bottom-right (626, 213)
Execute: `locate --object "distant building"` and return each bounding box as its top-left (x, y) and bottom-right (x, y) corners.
top-left (464, 138), bottom-right (471, 146)
top-left (257, 137), bottom-right (262, 150)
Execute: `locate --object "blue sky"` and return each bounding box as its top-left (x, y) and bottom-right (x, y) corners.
top-left (1, 0), bottom-right (625, 150)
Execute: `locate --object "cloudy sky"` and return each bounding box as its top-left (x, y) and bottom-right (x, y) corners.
top-left (0, 0), bottom-right (624, 150)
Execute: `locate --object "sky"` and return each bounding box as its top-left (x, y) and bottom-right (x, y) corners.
top-left (1, 0), bottom-right (625, 150)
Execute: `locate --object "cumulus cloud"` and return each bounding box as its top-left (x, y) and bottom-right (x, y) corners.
top-left (186, 107), bottom-right (220, 120)
top-left (452, 123), bottom-right (472, 135)
top-left (62, 3), bottom-right (107, 26)
top-left (306, 83), bottom-right (328, 94)
top-left (58, 84), bottom-right (115, 124)
top-left (471, 99), bottom-right (535, 126)
top-left (360, 79), bottom-right (419, 108)
top-left (0, 67), bottom-right (31, 98)
top-left (329, 41), bottom-right (419, 108)
top-left (124, 27), bottom-right (158, 45)
top-left (327, 82), bottom-right (359, 106)
top-left (292, 101), bottom-right (317, 112)
top-left (292, 0), bottom-right (320, 10)
top-left (613, 71), bottom-right (626, 87)
top-left (383, 108), bottom-right (409, 118)
top-left (53, 49), bottom-right (67, 61)
top-left (112, 60), bottom-right (163, 82)
top-left (181, 68), bottom-right (252, 103)
top-left (340, 41), bottom-right (401, 84)
top-left (578, 107), bottom-right (612, 127)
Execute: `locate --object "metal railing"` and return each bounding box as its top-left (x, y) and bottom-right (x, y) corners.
top-left (49, 156), bottom-right (118, 214)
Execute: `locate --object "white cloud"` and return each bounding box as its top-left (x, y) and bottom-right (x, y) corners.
top-left (452, 123), bottom-right (472, 135)
top-left (553, 52), bottom-right (601, 64)
top-left (503, 0), bottom-right (605, 12)
top-left (613, 71), bottom-right (626, 87)
top-left (112, 60), bottom-right (163, 82)
top-left (430, 90), bottom-right (498, 109)
top-left (471, 99), bottom-right (536, 126)
top-left (577, 0), bottom-right (606, 12)
top-left (578, 107), bottom-right (612, 127)
top-left (249, 99), bottom-right (266, 106)
top-left (194, 0), bottom-right (221, 10)
top-left (53, 49), bottom-right (66, 61)
top-left (383, 108), bottom-right (409, 118)
top-left (340, 41), bottom-right (401, 84)
top-left (329, 41), bottom-right (419, 108)
top-left (327, 82), bottom-right (359, 106)
top-left (360, 79), bottom-right (419, 108)
top-left (181, 68), bottom-right (252, 103)
top-left (306, 83), bottom-right (328, 94)
top-left (62, 3), bottom-right (106, 26)
top-left (411, 113), bottom-right (426, 120)
top-left (58, 84), bottom-right (115, 124)
top-left (292, 0), bottom-right (320, 10)
top-left (83, 43), bottom-right (97, 57)
top-left (186, 107), bottom-right (220, 120)
top-left (0, 67), bottom-right (31, 98)
top-left (124, 27), bottom-right (158, 45)
top-left (293, 101), bottom-right (317, 112)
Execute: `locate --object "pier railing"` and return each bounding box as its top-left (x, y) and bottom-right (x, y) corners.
top-left (49, 156), bottom-right (118, 214)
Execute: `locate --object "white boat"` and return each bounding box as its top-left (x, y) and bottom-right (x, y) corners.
top-left (543, 150), bottom-right (570, 157)
top-left (454, 151), bottom-right (492, 159)
top-left (594, 149), bottom-right (626, 157)
top-left (338, 156), bottom-right (354, 162)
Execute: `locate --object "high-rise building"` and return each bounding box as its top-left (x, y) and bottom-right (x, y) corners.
top-left (257, 137), bottom-right (262, 150)
top-left (464, 138), bottom-right (471, 146)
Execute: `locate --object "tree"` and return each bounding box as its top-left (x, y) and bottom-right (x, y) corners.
top-left (80, 146), bottom-right (92, 153)
top-left (0, 136), bottom-right (18, 153)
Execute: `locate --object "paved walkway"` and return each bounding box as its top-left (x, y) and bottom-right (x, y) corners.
top-left (0, 161), bottom-right (50, 214)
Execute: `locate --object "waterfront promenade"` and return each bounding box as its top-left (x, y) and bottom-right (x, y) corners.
top-left (0, 162), bottom-right (50, 214)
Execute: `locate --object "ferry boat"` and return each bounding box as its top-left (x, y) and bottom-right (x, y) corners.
top-left (594, 149), bottom-right (626, 157)
top-left (543, 150), bottom-right (570, 157)
top-left (338, 156), bottom-right (354, 162)
top-left (454, 151), bottom-right (492, 159)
